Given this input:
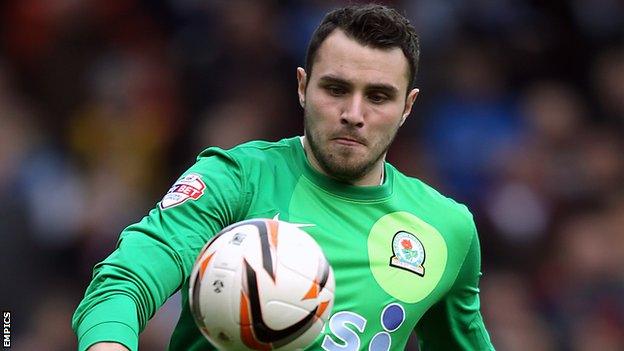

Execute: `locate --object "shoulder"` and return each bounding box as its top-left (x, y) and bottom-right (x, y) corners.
top-left (190, 137), bottom-right (301, 184)
top-left (392, 167), bottom-right (476, 236)
top-left (196, 137), bottom-right (297, 165)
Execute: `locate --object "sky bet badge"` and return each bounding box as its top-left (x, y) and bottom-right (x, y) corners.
top-left (160, 173), bottom-right (206, 209)
top-left (390, 231), bottom-right (426, 276)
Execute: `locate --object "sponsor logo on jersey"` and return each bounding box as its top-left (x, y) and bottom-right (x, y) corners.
top-left (321, 303), bottom-right (405, 351)
top-left (389, 231), bottom-right (425, 276)
top-left (159, 173), bottom-right (206, 209)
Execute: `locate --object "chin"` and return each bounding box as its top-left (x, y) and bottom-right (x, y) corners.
top-left (327, 160), bottom-right (370, 180)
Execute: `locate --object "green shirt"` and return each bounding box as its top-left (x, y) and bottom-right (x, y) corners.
top-left (72, 136), bottom-right (494, 350)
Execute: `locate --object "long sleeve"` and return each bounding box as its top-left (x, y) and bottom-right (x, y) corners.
top-left (72, 149), bottom-right (248, 351)
top-left (415, 225), bottom-right (494, 350)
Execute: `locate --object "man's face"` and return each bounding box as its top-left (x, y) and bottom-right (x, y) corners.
top-left (298, 29), bottom-right (418, 185)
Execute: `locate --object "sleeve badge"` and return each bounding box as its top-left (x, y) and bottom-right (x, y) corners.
top-left (159, 173), bottom-right (206, 210)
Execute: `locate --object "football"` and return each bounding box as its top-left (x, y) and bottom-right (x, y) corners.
top-left (189, 218), bottom-right (335, 350)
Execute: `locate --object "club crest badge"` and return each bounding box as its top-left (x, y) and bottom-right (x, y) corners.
top-left (390, 231), bottom-right (426, 276)
top-left (160, 173), bottom-right (206, 209)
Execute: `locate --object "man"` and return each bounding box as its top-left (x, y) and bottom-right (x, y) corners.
top-left (73, 4), bottom-right (494, 350)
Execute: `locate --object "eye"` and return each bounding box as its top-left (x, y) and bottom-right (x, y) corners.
top-left (326, 85), bottom-right (347, 97)
top-left (368, 93), bottom-right (389, 104)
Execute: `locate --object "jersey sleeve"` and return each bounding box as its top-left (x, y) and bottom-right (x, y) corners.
top-left (415, 221), bottom-right (495, 350)
top-left (71, 148), bottom-right (249, 351)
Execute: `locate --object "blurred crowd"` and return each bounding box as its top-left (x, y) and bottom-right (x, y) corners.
top-left (1, 0), bottom-right (623, 350)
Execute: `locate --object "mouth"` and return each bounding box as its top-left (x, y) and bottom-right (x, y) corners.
top-left (332, 136), bottom-right (366, 147)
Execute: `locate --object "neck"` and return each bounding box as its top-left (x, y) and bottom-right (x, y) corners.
top-left (301, 136), bottom-right (385, 186)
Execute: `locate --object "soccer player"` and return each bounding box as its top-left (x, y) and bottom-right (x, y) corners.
top-left (73, 4), bottom-right (495, 351)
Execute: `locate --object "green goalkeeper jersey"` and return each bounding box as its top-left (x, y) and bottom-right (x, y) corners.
top-left (72, 136), bottom-right (494, 351)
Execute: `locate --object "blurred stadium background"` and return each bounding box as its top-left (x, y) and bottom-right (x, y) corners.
top-left (1, 0), bottom-right (623, 350)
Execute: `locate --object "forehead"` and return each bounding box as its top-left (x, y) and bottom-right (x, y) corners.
top-left (311, 29), bottom-right (410, 92)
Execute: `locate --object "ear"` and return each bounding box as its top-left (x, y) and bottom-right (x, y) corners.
top-left (296, 67), bottom-right (307, 108)
top-left (400, 88), bottom-right (419, 126)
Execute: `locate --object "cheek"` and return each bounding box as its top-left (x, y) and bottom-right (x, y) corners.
top-left (376, 102), bottom-right (407, 119)
top-left (307, 95), bottom-right (338, 123)
top-left (370, 109), bottom-right (404, 133)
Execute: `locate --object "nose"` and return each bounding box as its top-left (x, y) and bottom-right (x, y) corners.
top-left (340, 95), bottom-right (365, 128)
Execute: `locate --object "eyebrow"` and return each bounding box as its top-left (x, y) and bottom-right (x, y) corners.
top-left (318, 75), bottom-right (399, 96)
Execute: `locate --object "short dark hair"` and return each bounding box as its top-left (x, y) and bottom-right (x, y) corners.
top-left (305, 4), bottom-right (420, 90)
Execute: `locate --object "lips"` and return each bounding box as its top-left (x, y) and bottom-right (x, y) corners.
top-left (332, 136), bottom-right (366, 146)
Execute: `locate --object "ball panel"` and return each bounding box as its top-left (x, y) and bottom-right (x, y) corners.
top-left (275, 225), bottom-right (329, 284)
top-left (263, 300), bottom-right (318, 330)
top-left (213, 227), bottom-right (259, 272)
top-left (198, 266), bottom-right (238, 328)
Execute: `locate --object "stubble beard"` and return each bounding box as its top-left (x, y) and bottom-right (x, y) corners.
top-left (303, 110), bottom-right (399, 184)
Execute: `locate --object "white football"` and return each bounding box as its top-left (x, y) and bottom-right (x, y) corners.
top-left (189, 219), bottom-right (335, 350)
